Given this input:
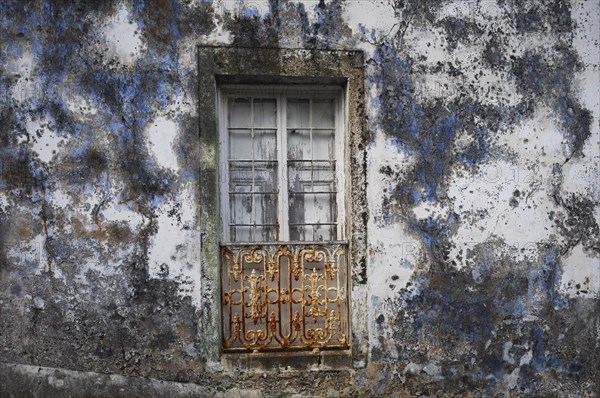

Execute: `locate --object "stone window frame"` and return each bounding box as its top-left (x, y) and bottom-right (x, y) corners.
top-left (198, 46), bottom-right (367, 371)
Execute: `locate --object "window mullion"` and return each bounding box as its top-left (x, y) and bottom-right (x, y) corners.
top-left (220, 93), bottom-right (230, 242)
top-left (250, 98), bottom-right (256, 242)
top-left (335, 92), bottom-right (345, 241)
top-left (309, 98), bottom-right (314, 242)
top-left (279, 94), bottom-right (289, 241)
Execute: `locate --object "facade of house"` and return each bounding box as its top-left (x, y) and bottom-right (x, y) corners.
top-left (0, 0), bottom-right (598, 396)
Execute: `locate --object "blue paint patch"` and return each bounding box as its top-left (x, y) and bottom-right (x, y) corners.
top-left (374, 45), bottom-right (468, 204)
top-left (310, 0), bottom-right (349, 47)
top-left (399, 259), bottom-right (413, 269)
top-left (527, 251), bottom-right (567, 311)
top-left (471, 261), bottom-right (489, 284)
top-left (554, 95), bottom-right (592, 155)
top-left (530, 325), bottom-right (547, 372)
top-left (241, 7), bottom-right (260, 18)
top-left (420, 112), bottom-right (462, 200)
top-left (409, 215), bottom-right (452, 254)
top-left (412, 191), bottom-right (420, 205)
top-left (460, 128), bottom-right (489, 165)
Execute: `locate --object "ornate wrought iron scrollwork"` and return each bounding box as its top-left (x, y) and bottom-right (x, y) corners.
top-left (221, 243), bottom-right (349, 352)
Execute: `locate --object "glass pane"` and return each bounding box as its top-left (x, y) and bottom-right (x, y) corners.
top-left (232, 226), bottom-right (251, 242)
top-left (290, 224), bottom-right (335, 242)
top-left (288, 193), bottom-right (305, 226)
top-left (254, 130), bottom-right (276, 160)
top-left (287, 161), bottom-right (310, 193)
top-left (255, 192), bottom-right (278, 242)
top-left (255, 226), bottom-right (277, 242)
top-left (228, 98), bottom-right (252, 128)
top-left (287, 99), bottom-right (310, 128)
top-left (254, 98), bottom-right (276, 128)
top-left (312, 99), bottom-right (335, 128)
top-left (288, 129), bottom-right (311, 160)
top-left (313, 225), bottom-right (335, 241)
top-left (313, 163), bottom-right (336, 186)
top-left (230, 193), bottom-right (252, 225)
top-left (228, 162), bottom-right (254, 191)
top-left (289, 224), bottom-right (309, 241)
top-left (288, 159), bottom-right (308, 240)
top-left (252, 162), bottom-right (278, 192)
top-left (312, 129), bottom-right (334, 160)
top-left (313, 192), bottom-right (336, 223)
top-left (255, 193), bottom-right (278, 224)
top-left (229, 166), bottom-right (277, 194)
top-left (288, 160), bottom-right (336, 242)
top-left (228, 161), bottom-right (278, 243)
top-left (229, 129), bottom-right (252, 159)
top-left (293, 193), bottom-right (334, 224)
top-left (288, 162), bottom-right (335, 192)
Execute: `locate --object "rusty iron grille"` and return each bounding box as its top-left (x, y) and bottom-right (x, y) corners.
top-left (221, 242), bottom-right (350, 352)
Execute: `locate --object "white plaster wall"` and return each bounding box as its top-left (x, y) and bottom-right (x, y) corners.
top-left (559, 0), bottom-right (600, 298)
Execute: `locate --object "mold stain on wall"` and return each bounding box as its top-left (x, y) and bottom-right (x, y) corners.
top-left (0, 0), bottom-right (598, 396)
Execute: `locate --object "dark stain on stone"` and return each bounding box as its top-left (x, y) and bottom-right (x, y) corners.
top-left (136, 0), bottom-right (214, 52)
top-left (554, 193), bottom-right (600, 255)
top-left (225, 0), bottom-right (280, 48)
top-left (484, 38), bottom-right (506, 68)
top-left (439, 17), bottom-right (484, 51)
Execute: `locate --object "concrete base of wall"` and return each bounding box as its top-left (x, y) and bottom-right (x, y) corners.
top-left (0, 362), bottom-right (264, 398)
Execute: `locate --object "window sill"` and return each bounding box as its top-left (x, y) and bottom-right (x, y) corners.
top-left (221, 349), bottom-right (354, 372)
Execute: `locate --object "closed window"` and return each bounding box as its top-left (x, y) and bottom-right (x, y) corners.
top-left (218, 85), bottom-right (349, 352)
top-left (219, 86), bottom-right (345, 243)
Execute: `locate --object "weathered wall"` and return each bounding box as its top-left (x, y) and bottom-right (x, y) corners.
top-left (0, 0), bottom-right (598, 396)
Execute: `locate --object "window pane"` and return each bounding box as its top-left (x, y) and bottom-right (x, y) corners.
top-left (287, 129), bottom-right (311, 160)
top-left (229, 193), bottom-right (252, 225)
top-left (254, 129), bottom-right (276, 160)
top-left (253, 98), bottom-right (276, 128)
top-left (287, 99), bottom-right (310, 128)
top-left (254, 226), bottom-right (277, 242)
top-left (228, 98), bottom-right (252, 128)
top-left (312, 225), bottom-right (335, 241)
top-left (289, 193), bottom-right (324, 223)
top-left (228, 162), bottom-right (252, 190)
top-left (312, 99), bottom-right (335, 128)
top-left (289, 223), bottom-right (308, 241)
top-left (228, 161), bottom-right (278, 242)
top-left (288, 161), bottom-right (336, 242)
top-left (231, 225), bottom-right (252, 242)
top-left (288, 192), bottom-right (336, 224)
top-left (255, 193), bottom-right (278, 223)
top-left (312, 129), bottom-right (334, 160)
top-left (287, 161), bottom-right (312, 192)
top-left (229, 129), bottom-right (252, 159)
top-left (227, 96), bottom-right (278, 242)
top-left (312, 164), bottom-right (336, 186)
top-left (288, 224), bottom-right (335, 241)
top-left (254, 191), bottom-right (278, 242)
top-left (252, 163), bottom-right (278, 192)
top-left (224, 90), bottom-right (341, 243)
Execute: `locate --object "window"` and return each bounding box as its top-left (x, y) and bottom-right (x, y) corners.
top-left (218, 86), bottom-right (349, 352)
top-left (219, 86), bottom-right (345, 243)
top-left (197, 46), bottom-right (367, 369)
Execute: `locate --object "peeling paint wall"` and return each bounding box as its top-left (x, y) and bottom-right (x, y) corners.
top-left (0, 0), bottom-right (598, 396)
